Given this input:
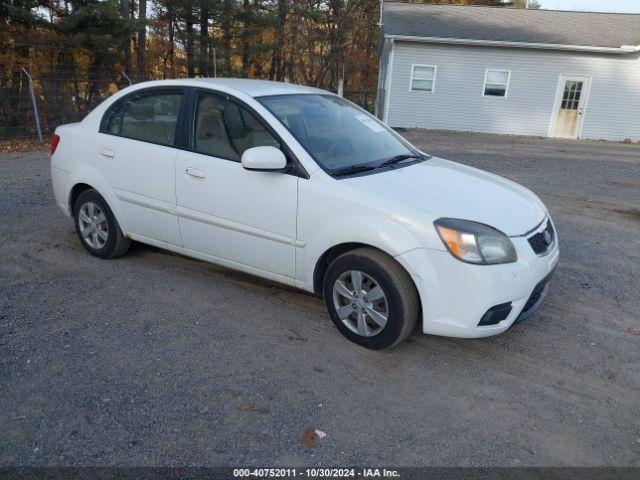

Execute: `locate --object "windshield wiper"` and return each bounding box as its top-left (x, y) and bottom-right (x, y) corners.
top-left (331, 154), bottom-right (426, 178)
top-left (331, 163), bottom-right (381, 177)
top-left (378, 154), bottom-right (424, 168)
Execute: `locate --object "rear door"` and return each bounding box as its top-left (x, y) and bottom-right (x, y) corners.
top-left (95, 88), bottom-right (184, 245)
top-left (175, 90), bottom-right (298, 279)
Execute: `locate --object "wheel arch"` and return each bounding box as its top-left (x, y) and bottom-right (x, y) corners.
top-left (312, 242), bottom-right (421, 306)
top-left (66, 166), bottom-right (128, 234)
top-left (69, 183), bottom-right (94, 213)
top-left (313, 242), bottom-right (369, 295)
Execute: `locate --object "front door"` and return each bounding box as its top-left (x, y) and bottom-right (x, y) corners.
top-left (175, 91), bottom-right (298, 280)
top-left (550, 76), bottom-right (590, 139)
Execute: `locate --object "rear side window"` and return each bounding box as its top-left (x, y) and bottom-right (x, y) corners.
top-left (102, 103), bottom-right (124, 135)
top-left (101, 90), bottom-right (183, 146)
top-left (193, 93), bottom-right (280, 161)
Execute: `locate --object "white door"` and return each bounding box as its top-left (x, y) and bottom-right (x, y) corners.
top-left (550, 76), bottom-right (590, 139)
top-left (96, 88), bottom-right (184, 245)
top-left (175, 92), bottom-right (297, 279)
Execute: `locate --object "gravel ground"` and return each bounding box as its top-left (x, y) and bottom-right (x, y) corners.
top-left (1, 130), bottom-right (639, 467)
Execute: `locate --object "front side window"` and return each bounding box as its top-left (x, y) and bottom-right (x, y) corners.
top-left (410, 65), bottom-right (436, 93)
top-left (258, 94), bottom-right (421, 174)
top-left (193, 93), bottom-right (280, 161)
top-left (103, 90), bottom-right (183, 145)
top-left (484, 69), bottom-right (510, 97)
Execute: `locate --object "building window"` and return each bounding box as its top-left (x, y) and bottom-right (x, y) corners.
top-left (410, 65), bottom-right (436, 93)
top-left (484, 69), bottom-right (511, 97)
top-left (561, 81), bottom-right (583, 110)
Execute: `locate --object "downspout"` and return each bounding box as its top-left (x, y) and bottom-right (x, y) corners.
top-left (383, 39), bottom-right (395, 125)
top-left (375, 0), bottom-right (385, 118)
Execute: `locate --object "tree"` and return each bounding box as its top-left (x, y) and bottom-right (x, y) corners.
top-left (120, 0), bottom-right (132, 75)
top-left (137, 0), bottom-right (147, 80)
top-left (199, 0), bottom-right (209, 76)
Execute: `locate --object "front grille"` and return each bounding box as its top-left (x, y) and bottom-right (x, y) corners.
top-left (528, 220), bottom-right (555, 255)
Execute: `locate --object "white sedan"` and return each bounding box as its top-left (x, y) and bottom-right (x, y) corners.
top-left (50, 79), bottom-right (559, 349)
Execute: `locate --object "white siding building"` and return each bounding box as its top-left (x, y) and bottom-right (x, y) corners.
top-left (377, 2), bottom-right (640, 142)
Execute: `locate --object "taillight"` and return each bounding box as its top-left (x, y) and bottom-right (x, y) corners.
top-left (50, 134), bottom-right (61, 155)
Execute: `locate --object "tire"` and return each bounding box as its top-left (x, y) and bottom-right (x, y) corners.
top-left (322, 247), bottom-right (419, 349)
top-left (73, 189), bottom-right (130, 259)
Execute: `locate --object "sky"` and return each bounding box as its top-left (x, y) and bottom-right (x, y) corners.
top-left (537, 0), bottom-right (640, 13)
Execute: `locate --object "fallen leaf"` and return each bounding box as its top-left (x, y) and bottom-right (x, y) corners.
top-left (239, 401), bottom-right (253, 412)
top-left (300, 427), bottom-right (317, 448)
top-left (315, 429), bottom-right (327, 439)
top-left (627, 328), bottom-right (640, 336)
top-left (0, 139), bottom-right (49, 153)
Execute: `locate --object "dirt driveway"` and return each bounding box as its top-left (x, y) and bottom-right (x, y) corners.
top-left (1, 130), bottom-right (639, 467)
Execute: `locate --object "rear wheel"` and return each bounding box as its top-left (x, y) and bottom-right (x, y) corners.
top-left (73, 189), bottom-right (130, 259)
top-left (323, 248), bottom-right (419, 349)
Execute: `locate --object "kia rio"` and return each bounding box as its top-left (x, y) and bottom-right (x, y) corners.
top-left (50, 79), bottom-right (559, 349)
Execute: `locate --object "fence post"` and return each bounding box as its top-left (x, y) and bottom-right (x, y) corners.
top-left (21, 68), bottom-right (43, 142)
top-left (337, 79), bottom-right (344, 97)
top-left (122, 72), bottom-right (133, 87)
top-left (213, 48), bottom-right (217, 78)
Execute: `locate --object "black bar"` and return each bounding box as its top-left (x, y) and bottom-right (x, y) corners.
top-left (1, 468), bottom-right (639, 480)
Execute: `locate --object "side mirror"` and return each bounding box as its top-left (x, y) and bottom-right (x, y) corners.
top-left (241, 146), bottom-right (287, 172)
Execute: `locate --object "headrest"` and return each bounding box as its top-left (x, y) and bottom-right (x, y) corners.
top-left (197, 113), bottom-right (223, 139)
top-left (128, 103), bottom-right (155, 121)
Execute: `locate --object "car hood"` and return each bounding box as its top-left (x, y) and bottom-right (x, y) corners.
top-left (345, 157), bottom-right (547, 236)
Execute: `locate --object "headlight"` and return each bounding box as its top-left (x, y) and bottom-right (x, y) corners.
top-left (434, 218), bottom-right (517, 265)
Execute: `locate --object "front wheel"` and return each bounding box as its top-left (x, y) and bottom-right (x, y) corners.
top-left (322, 248), bottom-right (419, 349)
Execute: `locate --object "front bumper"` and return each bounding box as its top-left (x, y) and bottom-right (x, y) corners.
top-left (396, 227), bottom-right (559, 338)
top-left (513, 268), bottom-right (555, 325)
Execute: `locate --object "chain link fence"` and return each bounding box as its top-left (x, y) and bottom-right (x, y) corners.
top-left (0, 69), bottom-right (131, 142)
top-left (0, 71), bottom-right (376, 143)
top-left (0, 69), bottom-right (41, 140)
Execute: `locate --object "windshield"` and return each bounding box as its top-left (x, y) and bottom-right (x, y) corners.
top-left (257, 94), bottom-right (421, 174)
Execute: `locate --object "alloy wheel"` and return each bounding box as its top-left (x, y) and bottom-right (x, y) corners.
top-left (332, 270), bottom-right (389, 337)
top-left (78, 201), bottom-right (109, 249)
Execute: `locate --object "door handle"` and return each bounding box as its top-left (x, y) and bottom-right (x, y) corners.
top-left (99, 148), bottom-right (115, 158)
top-left (185, 167), bottom-right (206, 179)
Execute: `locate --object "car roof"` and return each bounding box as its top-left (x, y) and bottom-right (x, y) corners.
top-left (128, 78), bottom-right (329, 98)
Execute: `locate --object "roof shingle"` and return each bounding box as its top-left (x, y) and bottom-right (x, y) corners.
top-left (382, 1), bottom-right (640, 49)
